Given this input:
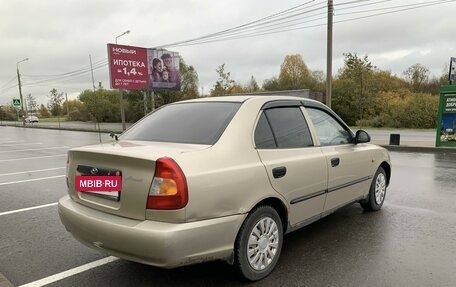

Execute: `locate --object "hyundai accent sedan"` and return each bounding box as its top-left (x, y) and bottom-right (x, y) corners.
top-left (59, 95), bottom-right (391, 281)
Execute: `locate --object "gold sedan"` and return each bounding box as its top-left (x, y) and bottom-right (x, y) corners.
top-left (59, 95), bottom-right (391, 281)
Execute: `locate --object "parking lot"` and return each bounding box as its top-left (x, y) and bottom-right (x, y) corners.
top-left (1, 126), bottom-right (456, 287)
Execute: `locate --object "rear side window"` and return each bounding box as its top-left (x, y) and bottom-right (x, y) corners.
top-left (254, 113), bottom-right (276, 149)
top-left (121, 102), bottom-right (241, 145)
top-left (254, 107), bottom-right (313, 149)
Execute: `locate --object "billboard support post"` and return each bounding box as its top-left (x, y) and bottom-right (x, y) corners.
top-left (120, 91), bottom-right (126, 131)
top-left (143, 90), bottom-right (147, 115)
top-left (151, 90), bottom-right (155, 111)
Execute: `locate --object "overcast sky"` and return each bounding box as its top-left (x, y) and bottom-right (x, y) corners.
top-left (1, 0), bottom-right (455, 106)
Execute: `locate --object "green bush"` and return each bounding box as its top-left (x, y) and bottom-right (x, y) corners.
top-left (357, 91), bottom-right (438, 128)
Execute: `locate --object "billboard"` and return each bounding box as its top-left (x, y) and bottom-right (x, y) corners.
top-left (107, 44), bottom-right (180, 90)
top-left (148, 49), bottom-right (180, 90)
top-left (450, 57), bottom-right (455, 82)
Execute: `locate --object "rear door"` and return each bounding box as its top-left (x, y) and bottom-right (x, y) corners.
top-left (254, 101), bottom-right (328, 227)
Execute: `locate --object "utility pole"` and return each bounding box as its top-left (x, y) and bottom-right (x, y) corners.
top-left (89, 54), bottom-right (96, 91)
top-left (326, 0), bottom-right (333, 108)
top-left (16, 58), bottom-right (29, 126)
top-left (16, 67), bottom-right (23, 118)
top-left (65, 92), bottom-right (70, 116)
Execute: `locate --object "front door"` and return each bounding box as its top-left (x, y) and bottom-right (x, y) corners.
top-left (306, 107), bottom-right (374, 212)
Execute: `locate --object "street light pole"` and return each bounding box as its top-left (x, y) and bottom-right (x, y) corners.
top-left (115, 30), bottom-right (130, 44)
top-left (16, 58), bottom-right (29, 126)
top-left (115, 30), bottom-right (130, 131)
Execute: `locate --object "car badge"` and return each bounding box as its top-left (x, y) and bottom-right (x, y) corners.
top-left (90, 168), bottom-right (98, 175)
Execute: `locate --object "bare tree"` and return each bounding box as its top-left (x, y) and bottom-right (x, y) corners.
top-left (403, 63), bottom-right (430, 92)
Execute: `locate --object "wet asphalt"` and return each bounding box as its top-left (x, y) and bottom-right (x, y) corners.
top-left (0, 127), bottom-right (455, 287)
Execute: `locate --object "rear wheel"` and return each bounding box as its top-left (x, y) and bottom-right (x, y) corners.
top-left (234, 205), bottom-right (283, 281)
top-left (361, 167), bottom-right (387, 211)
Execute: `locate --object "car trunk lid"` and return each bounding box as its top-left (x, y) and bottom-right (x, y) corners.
top-left (67, 140), bottom-right (207, 220)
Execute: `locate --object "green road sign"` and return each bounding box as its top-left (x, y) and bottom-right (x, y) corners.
top-left (436, 85), bottom-right (456, 147)
top-left (12, 98), bottom-right (21, 107)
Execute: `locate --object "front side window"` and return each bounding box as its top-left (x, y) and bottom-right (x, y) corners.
top-left (254, 107), bottom-right (313, 149)
top-left (306, 108), bottom-right (352, 146)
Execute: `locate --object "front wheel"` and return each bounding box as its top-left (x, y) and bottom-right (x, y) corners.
top-left (234, 205), bottom-right (283, 281)
top-left (361, 167), bottom-right (387, 211)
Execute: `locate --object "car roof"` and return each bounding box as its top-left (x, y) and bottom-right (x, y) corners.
top-left (180, 95), bottom-right (322, 105)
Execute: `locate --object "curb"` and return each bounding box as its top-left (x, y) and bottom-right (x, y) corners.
top-left (0, 124), bottom-right (124, 134)
top-left (380, 145), bottom-right (456, 154)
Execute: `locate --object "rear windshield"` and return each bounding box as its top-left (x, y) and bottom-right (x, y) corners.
top-left (120, 102), bottom-right (241, 145)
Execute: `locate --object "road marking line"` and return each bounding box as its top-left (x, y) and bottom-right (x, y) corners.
top-left (0, 272), bottom-right (15, 287)
top-left (0, 167), bottom-right (65, 177)
top-left (0, 141), bottom-right (24, 144)
top-left (0, 175), bottom-right (65, 186)
top-left (18, 256), bottom-right (119, 287)
top-left (0, 154), bottom-right (66, 162)
top-left (0, 142), bottom-right (43, 147)
top-left (0, 202), bottom-right (58, 216)
top-left (0, 146), bottom-right (69, 154)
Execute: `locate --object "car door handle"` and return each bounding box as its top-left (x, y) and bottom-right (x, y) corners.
top-left (272, 166), bottom-right (287, 178)
top-left (331, 157), bottom-right (340, 167)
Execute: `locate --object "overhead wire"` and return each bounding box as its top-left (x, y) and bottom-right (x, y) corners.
top-left (23, 61), bottom-right (107, 87)
top-left (155, 0), bottom-right (328, 48)
top-left (8, 1), bottom-right (327, 91)
top-left (0, 76), bottom-right (18, 89)
top-left (156, 0), bottom-right (385, 48)
top-left (168, 13), bottom-right (328, 48)
top-left (335, 0), bottom-right (456, 22)
top-left (2, 0), bottom-right (454, 97)
top-left (161, 0), bottom-right (455, 48)
top-left (334, 0), bottom-right (379, 6)
top-left (336, 0), bottom-right (392, 11)
top-left (337, 0), bottom-right (454, 15)
top-left (0, 58), bottom-right (109, 95)
top-left (22, 58), bottom-right (108, 79)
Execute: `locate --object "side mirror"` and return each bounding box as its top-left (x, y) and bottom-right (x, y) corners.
top-left (109, 132), bottom-right (119, 141)
top-left (355, 130), bottom-right (370, 144)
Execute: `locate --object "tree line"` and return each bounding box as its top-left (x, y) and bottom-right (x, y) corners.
top-left (209, 53), bottom-right (446, 129)
top-left (0, 53), bottom-right (446, 129)
top-left (0, 58), bottom-right (199, 123)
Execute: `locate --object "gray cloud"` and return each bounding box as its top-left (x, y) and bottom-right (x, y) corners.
top-left (1, 0), bottom-right (455, 105)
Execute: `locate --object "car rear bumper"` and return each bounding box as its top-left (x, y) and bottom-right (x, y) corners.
top-left (58, 195), bottom-right (246, 268)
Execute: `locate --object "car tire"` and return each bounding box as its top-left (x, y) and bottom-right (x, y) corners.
top-left (361, 167), bottom-right (387, 211)
top-left (234, 205), bottom-right (283, 281)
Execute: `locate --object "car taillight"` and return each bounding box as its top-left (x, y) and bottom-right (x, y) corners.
top-left (147, 157), bottom-right (188, 210)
